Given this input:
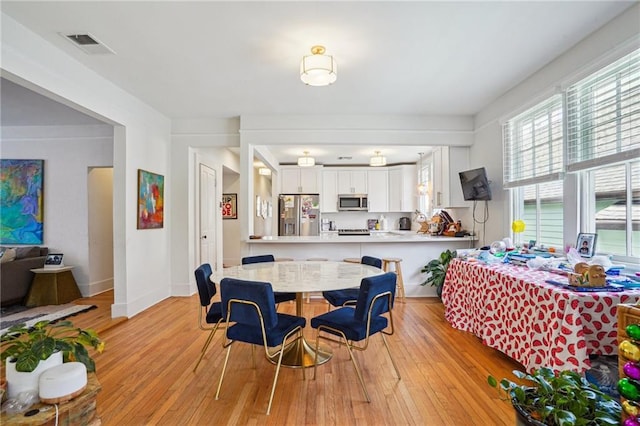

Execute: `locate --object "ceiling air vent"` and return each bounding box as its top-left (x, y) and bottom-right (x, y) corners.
top-left (60, 32), bottom-right (115, 55)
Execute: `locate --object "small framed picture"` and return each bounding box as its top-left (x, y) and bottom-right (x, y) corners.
top-left (45, 253), bottom-right (64, 268)
top-left (576, 233), bottom-right (597, 258)
top-left (222, 193), bottom-right (237, 220)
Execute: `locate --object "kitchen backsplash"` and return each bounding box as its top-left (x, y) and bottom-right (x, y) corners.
top-left (320, 211), bottom-right (413, 230)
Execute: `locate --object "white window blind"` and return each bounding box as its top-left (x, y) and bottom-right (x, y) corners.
top-left (502, 95), bottom-right (564, 188)
top-left (566, 49), bottom-right (640, 172)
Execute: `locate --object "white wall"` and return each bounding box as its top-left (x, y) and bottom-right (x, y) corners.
top-left (88, 167), bottom-right (114, 295)
top-left (2, 13), bottom-right (173, 318)
top-left (1, 125), bottom-right (113, 296)
top-left (470, 4), bottom-right (640, 245)
top-left (253, 172), bottom-right (273, 237)
top-left (170, 118), bottom-right (240, 296)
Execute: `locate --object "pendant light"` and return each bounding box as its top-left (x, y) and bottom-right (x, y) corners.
top-left (297, 151), bottom-right (315, 167)
top-left (300, 45), bottom-right (337, 87)
top-left (369, 151), bottom-right (387, 167)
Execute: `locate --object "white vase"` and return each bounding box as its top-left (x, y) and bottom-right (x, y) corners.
top-left (5, 351), bottom-right (64, 398)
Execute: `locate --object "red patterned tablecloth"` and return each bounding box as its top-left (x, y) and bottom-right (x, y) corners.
top-left (442, 258), bottom-right (640, 372)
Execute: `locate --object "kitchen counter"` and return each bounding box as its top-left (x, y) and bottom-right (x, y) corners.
top-left (245, 233), bottom-right (476, 298)
top-left (249, 232), bottom-right (475, 243)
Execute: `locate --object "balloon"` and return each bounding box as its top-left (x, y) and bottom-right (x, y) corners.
top-left (511, 220), bottom-right (525, 233)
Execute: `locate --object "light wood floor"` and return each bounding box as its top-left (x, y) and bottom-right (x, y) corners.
top-left (70, 291), bottom-right (522, 425)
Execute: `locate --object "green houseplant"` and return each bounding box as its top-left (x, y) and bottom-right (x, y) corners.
top-left (488, 367), bottom-right (620, 426)
top-left (1, 319), bottom-right (104, 373)
top-left (420, 249), bottom-right (456, 299)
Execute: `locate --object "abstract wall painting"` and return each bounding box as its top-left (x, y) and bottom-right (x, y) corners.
top-left (137, 169), bottom-right (164, 229)
top-left (0, 159), bottom-right (44, 244)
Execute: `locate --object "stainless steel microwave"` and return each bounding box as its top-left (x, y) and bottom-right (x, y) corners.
top-left (338, 194), bottom-right (368, 211)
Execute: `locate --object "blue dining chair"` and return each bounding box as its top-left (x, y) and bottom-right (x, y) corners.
top-left (215, 278), bottom-right (306, 415)
top-left (241, 255), bottom-right (296, 305)
top-left (193, 263), bottom-right (225, 373)
top-left (322, 256), bottom-right (382, 310)
top-left (311, 271), bottom-right (400, 402)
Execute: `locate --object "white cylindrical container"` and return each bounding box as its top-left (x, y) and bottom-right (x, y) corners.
top-left (6, 350), bottom-right (63, 398)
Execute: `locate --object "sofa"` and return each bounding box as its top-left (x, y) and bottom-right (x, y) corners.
top-left (0, 246), bottom-right (49, 306)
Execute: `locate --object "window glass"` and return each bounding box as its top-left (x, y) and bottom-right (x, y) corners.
top-left (592, 161), bottom-right (640, 257)
top-left (519, 181), bottom-right (564, 249)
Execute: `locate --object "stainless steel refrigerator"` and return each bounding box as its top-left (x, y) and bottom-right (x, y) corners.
top-left (278, 194), bottom-right (320, 236)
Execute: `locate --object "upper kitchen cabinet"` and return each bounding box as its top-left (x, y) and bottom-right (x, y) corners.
top-left (280, 166), bottom-right (321, 194)
top-left (321, 170), bottom-right (338, 212)
top-left (431, 146), bottom-right (469, 209)
top-left (337, 170), bottom-right (367, 194)
top-left (388, 164), bottom-right (416, 212)
top-left (367, 169), bottom-right (388, 212)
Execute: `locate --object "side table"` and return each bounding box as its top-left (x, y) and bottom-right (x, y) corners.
top-left (25, 267), bottom-right (82, 307)
top-left (1, 373), bottom-right (101, 425)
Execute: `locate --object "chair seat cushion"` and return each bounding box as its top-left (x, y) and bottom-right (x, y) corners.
top-left (311, 308), bottom-right (388, 341)
top-left (227, 313), bottom-right (305, 347)
top-left (274, 292), bottom-right (296, 304)
top-left (322, 288), bottom-right (359, 307)
top-left (206, 302), bottom-right (224, 324)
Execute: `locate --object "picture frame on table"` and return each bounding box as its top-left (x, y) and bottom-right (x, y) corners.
top-left (44, 253), bottom-right (64, 268)
top-left (576, 233), bottom-right (597, 258)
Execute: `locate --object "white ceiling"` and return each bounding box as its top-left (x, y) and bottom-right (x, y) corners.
top-left (1, 1), bottom-right (636, 165)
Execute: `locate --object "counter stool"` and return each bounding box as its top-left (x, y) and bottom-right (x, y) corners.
top-left (382, 258), bottom-right (405, 301)
top-left (306, 258), bottom-right (328, 302)
top-left (343, 258), bottom-right (361, 264)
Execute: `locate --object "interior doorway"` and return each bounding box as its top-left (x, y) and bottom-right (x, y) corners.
top-left (87, 167), bottom-right (114, 296)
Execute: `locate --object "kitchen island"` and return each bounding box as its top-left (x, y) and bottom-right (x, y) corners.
top-left (246, 232), bottom-right (476, 297)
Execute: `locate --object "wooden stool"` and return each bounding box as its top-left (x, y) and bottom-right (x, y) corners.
top-left (382, 258), bottom-right (405, 301)
top-left (306, 258), bottom-right (328, 302)
top-left (343, 258), bottom-right (361, 264)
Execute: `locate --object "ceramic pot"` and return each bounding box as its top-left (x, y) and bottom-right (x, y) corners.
top-left (5, 351), bottom-right (63, 398)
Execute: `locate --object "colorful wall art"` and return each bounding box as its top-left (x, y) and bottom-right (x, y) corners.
top-left (0, 159), bottom-right (44, 244)
top-left (137, 169), bottom-right (164, 229)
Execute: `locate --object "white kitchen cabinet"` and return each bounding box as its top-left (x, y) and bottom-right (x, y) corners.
top-left (280, 166), bottom-right (321, 194)
top-left (431, 146), bottom-right (469, 208)
top-left (321, 170), bottom-right (338, 212)
top-left (388, 164), bottom-right (417, 212)
top-left (366, 169), bottom-right (388, 212)
top-left (337, 170), bottom-right (367, 194)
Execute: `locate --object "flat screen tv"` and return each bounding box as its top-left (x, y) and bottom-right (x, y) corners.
top-left (459, 167), bottom-right (492, 201)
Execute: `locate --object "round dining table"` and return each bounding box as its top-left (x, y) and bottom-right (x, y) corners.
top-left (210, 260), bottom-right (383, 368)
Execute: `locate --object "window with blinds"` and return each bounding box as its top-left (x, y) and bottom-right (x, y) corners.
top-left (502, 95), bottom-right (564, 188)
top-left (566, 49), bottom-right (640, 171)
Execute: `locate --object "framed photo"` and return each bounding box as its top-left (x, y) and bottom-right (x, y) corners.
top-left (137, 169), bottom-right (164, 229)
top-left (222, 193), bottom-right (237, 219)
top-left (576, 233), bottom-right (597, 258)
top-left (45, 253), bottom-right (64, 268)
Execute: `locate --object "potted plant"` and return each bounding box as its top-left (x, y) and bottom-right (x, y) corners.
top-left (420, 249), bottom-right (456, 299)
top-left (488, 367), bottom-right (621, 426)
top-left (1, 320), bottom-right (104, 397)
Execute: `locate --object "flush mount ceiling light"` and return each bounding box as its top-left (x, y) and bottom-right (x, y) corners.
top-left (258, 167), bottom-right (271, 176)
top-left (297, 151), bottom-right (316, 167)
top-left (369, 151), bottom-right (387, 167)
top-left (300, 45), bottom-right (337, 87)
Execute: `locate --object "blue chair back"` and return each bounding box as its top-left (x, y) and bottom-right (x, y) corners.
top-left (354, 272), bottom-right (396, 322)
top-left (242, 254), bottom-right (275, 265)
top-left (220, 278), bottom-right (278, 330)
top-left (361, 256), bottom-right (382, 268)
top-left (195, 263), bottom-right (216, 307)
